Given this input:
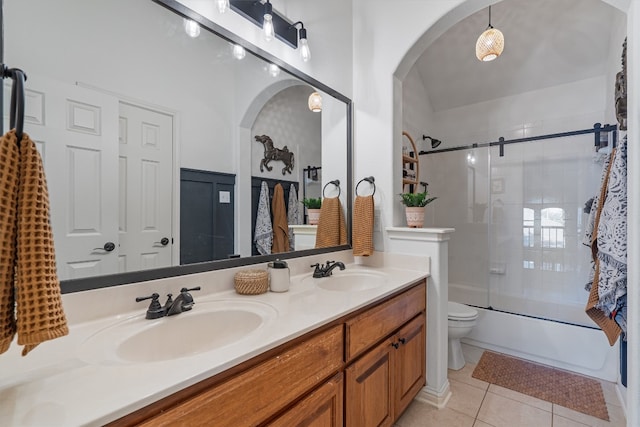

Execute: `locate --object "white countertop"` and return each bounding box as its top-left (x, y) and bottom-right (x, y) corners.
top-left (0, 251), bottom-right (429, 426)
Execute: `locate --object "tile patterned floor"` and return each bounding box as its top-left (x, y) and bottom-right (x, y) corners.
top-left (394, 344), bottom-right (627, 427)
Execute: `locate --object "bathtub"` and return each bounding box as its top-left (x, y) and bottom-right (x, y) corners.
top-left (450, 282), bottom-right (620, 382)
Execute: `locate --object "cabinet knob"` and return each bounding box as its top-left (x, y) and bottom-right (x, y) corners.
top-left (398, 338), bottom-right (406, 345)
top-left (391, 342), bottom-right (399, 349)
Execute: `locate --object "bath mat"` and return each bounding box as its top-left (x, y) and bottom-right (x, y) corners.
top-left (472, 351), bottom-right (609, 421)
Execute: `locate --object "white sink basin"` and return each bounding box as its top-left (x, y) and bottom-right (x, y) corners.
top-left (78, 300), bottom-right (277, 364)
top-left (304, 270), bottom-right (388, 292)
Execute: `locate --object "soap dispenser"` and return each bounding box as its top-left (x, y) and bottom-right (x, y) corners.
top-left (268, 259), bottom-right (290, 292)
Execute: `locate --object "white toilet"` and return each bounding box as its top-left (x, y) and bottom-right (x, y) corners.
top-left (447, 301), bottom-right (479, 370)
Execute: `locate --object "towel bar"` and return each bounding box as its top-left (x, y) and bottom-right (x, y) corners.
top-left (355, 176), bottom-right (375, 196)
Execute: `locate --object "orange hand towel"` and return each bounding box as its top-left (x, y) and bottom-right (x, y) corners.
top-left (271, 183), bottom-right (290, 253)
top-left (315, 197), bottom-right (347, 248)
top-left (0, 131), bottom-right (20, 354)
top-left (0, 130), bottom-right (68, 356)
top-left (353, 195), bottom-right (374, 256)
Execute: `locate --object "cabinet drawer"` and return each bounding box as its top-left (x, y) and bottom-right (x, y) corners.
top-left (139, 325), bottom-right (344, 427)
top-left (268, 372), bottom-right (344, 427)
top-left (345, 281), bottom-right (425, 361)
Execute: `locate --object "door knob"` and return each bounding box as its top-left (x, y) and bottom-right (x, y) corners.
top-left (94, 242), bottom-right (116, 252)
top-left (154, 237), bottom-right (170, 246)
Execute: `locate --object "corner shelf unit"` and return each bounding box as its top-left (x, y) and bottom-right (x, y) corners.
top-left (402, 131), bottom-right (420, 193)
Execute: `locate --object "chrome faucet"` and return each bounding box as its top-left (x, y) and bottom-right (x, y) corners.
top-left (311, 261), bottom-right (346, 278)
top-left (166, 287), bottom-right (201, 316)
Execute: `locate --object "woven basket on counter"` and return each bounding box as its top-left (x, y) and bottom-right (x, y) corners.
top-left (234, 269), bottom-right (269, 295)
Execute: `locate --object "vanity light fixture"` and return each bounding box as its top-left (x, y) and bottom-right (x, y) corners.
top-left (262, 0), bottom-right (275, 42)
top-left (291, 22), bottom-right (311, 62)
top-left (308, 92), bottom-right (322, 112)
top-left (232, 44), bottom-right (246, 60)
top-left (183, 19), bottom-right (201, 38)
top-left (216, 0), bottom-right (230, 14)
top-left (229, 1), bottom-right (305, 51)
top-left (475, 6), bottom-right (504, 62)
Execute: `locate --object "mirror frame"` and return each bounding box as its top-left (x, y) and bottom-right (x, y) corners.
top-left (40, 0), bottom-right (353, 293)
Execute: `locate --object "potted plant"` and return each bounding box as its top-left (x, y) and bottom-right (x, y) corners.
top-left (399, 192), bottom-right (437, 228)
top-left (301, 197), bottom-right (322, 225)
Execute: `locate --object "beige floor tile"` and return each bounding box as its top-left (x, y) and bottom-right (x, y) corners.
top-left (448, 362), bottom-right (490, 391)
top-left (472, 420), bottom-right (495, 427)
top-left (553, 402), bottom-right (627, 427)
top-left (487, 383), bottom-right (552, 412)
top-left (395, 399), bottom-right (475, 427)
top-left (477, 391), bottom-right (552, 427)
top-left (553, 414), bottom-right (590, 426)
top-left (448, 378), bottom-right (487, 418)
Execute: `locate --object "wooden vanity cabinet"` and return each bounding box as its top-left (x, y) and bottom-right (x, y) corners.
top-left (133, 325), bottom-right (344, 427)
top-left (345, 282), bottom-right (426, 426)
top-left (111, 280), bottom-right (426, 427)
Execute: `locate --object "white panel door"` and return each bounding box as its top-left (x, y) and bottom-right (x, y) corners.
top-left (118, 103), bottom-right (173, 272)
top-left (12, 74), bottom-right (120, 280)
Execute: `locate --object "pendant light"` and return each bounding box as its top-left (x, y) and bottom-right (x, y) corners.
top-left (308, 92), bottom-right (322, 112)
top-left (475, 6), bottom-right (504, 62)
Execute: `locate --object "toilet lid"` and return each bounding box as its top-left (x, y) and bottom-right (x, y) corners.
top-left (448, 301), bottom-right (478, 319)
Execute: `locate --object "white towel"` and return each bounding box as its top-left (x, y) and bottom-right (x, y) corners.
top-left (287, 184), bottom-right (300, 250)
top-left (254, 182), bottom-right (273, 255)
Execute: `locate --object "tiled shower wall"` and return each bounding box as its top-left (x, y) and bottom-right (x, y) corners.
top-left (425, 132), bottom-right (610, 326)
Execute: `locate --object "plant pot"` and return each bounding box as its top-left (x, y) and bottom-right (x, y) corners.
top-left (307, 208), bottom-right (321, 225)
top-left (405, 206), bottom-right (425, 228)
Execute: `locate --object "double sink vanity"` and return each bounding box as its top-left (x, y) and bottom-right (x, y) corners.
top-left (0, 251), bottom-right (429, 426)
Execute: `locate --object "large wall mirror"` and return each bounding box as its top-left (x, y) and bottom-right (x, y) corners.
top-left (3, 0), bottom-right (352, 292)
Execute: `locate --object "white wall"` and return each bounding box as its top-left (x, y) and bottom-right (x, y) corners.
top-left (429, 76), bottom-right (608, 147)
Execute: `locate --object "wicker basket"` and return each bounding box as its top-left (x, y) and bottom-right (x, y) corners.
top-left (234, 269), bottom-right (269, 295)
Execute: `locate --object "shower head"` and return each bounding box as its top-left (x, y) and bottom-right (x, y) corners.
top-left (422, 135), bottom-right (442, 149)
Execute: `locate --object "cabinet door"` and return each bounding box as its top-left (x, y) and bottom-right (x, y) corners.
top-left (268, 373), bottom-right (343, 427)
top-left (345, 338), bottom-right (394, 427)
top-left (393, 314), bottom-right (426, 418)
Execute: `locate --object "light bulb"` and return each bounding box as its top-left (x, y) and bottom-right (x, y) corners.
top-left (232, 44), bottom-right (246, 60)
top-left (467, 152), bottom-right (477, 165)
top-left (216, 0), bottom-right (229, 14)
top-left (299, 28), bottom-right (311, 62)
top-left (268, 64), bottom-right (280, 77)
top-left (263, 14), bottom-right (274, 42)
top-left (183, 19), bottom-right (200, 38)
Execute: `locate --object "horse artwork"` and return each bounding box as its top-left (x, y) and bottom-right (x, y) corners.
top-left (255, 135), bottom-right (295, 175)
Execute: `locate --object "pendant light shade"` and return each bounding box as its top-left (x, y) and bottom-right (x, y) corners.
top-left (308, 92), bottom-right (322, 112)
top-left (475, 6), bottom-right (504, 62)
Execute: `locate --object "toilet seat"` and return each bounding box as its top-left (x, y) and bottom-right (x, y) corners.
top-left (448, 301), bottom-right (478, 320)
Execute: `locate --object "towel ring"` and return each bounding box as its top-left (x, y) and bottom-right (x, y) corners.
top-left (355, 176), bottom-right (376, 196)
top-left (322, 180), bottom-right (341, 198)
